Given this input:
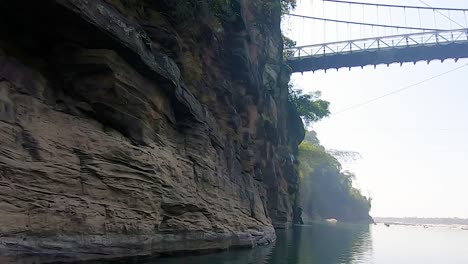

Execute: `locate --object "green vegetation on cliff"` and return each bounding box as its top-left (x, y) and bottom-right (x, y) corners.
top-left (288, 89), bottom-right (330, 125)
top-left (298, 131), bottom-right (372, 223)
top-left (281, 11), bottom-right (368, 222)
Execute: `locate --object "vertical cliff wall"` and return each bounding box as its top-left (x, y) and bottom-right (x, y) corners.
top-left (0, 0), bottom-right (304, 262)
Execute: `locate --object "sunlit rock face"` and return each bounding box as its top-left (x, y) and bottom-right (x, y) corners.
top-left (0, 0), bottom-right (303, 262)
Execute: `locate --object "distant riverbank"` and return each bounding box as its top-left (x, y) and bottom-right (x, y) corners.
top-left (374, 217), bottom-right (468, 226)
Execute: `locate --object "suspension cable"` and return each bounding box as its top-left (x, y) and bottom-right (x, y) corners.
top-left (363, 4), bottom-right (366, 38)
top-left (404, 7), bottom-right (408, 34)
top-left (313, 15), bottom-right (316, 41)
top-left (301, 17), bottom-right (304, 45)
top-left (376, 5), bottom-right (380, 36)
top-left (348, 3), bottom-right (352, 40)
top-left (323, 0), bottom-right (468, 12)
top-left (418, 8), bottom-right (423, 30)
top-left (418, 0), bottom-right (465, 29)
top-left (336, 1), bottom-right (339, 41)
top-left (418, 9), bottom-right (423, 42)
top-left (333, 63), bottom-right (468, 116)
top-left (285, 14), bottom-right (442, 31)
top-left (290, 29), bottom-right (468, 49)
top-left (449, 10), bottom-right (453, 30)
top-left (323, 1), bottom-right (326, 42)
top-left (465, 11), bottom-right (468, 28)
top-left (389, 7), bottom-right (393, 35)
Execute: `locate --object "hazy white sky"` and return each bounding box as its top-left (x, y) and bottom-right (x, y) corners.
top-left (286, 0), bottom-right (468, 218)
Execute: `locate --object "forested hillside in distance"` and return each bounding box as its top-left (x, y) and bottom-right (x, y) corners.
top-left (298, 131), bottom-right (372, 223)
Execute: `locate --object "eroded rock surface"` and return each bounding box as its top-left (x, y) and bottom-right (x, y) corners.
top-left (0, 0), bottom-right (303, 262)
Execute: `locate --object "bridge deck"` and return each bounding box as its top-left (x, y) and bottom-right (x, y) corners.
top-left (287, 41), bottom-right (468, 72)
top-left (285, 30), bottom-right (468, 72)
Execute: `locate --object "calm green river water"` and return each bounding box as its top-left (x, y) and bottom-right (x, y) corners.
top-left (152, 223), bottom-right (468, 264)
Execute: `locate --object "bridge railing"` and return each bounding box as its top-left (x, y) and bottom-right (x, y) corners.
top-left (285, 29), bottom-right (468, 59)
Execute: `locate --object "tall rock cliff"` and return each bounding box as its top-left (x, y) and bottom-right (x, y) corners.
top-left (0, 0), bottom-right (304, 262)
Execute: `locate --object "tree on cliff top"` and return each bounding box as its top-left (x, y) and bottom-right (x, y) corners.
top-left (288, 88), bottom-right (330, 126)
top-left (281, 0), bottom-right (297, 14)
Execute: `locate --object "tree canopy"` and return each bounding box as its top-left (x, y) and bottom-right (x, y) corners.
top-left (288, 89), bottom-right (330, 125)
top-left (281, 0), bottom-right (296, 14)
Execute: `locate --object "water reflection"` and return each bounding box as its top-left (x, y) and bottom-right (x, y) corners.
top-left (269, 224), bottom-right (371, 264)
top-left (75, 224), bottom-right (370, 264)
top-left (146, 243), bottom-right (274, 264)
top-left (60, 224), bottom-right (468, 263)
top-left (149, 223), bottom-right (371, 264)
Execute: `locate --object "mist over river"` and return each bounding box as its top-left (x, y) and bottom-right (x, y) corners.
top-left (150, 223), bottom-right (468, 264)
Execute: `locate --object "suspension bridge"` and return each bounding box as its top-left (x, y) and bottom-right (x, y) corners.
top-left (283, 0), bottom-right (468, 72)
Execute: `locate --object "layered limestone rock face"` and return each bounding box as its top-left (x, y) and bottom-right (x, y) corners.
top-left (0, 0), bottom-right (304, 262)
